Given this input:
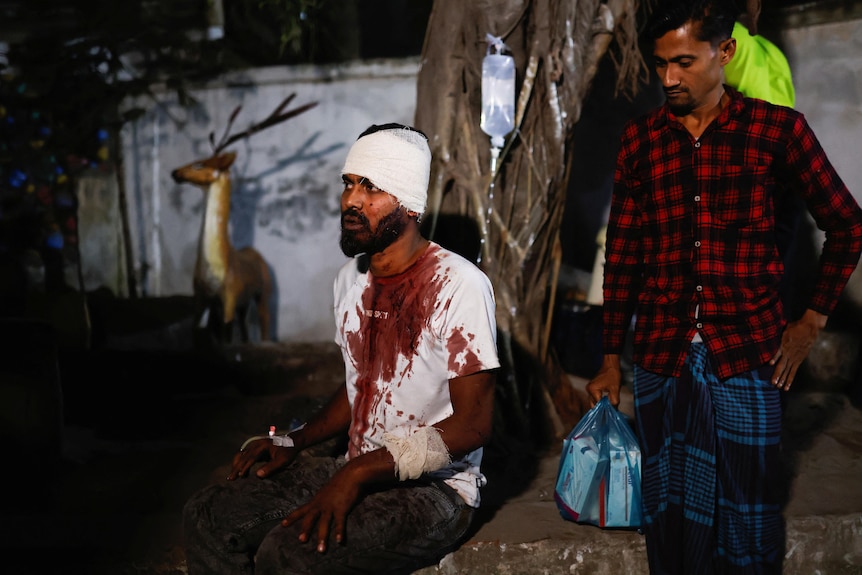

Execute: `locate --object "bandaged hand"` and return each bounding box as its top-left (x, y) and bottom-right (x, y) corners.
top-left (382, 427), bottom-right (451, 481)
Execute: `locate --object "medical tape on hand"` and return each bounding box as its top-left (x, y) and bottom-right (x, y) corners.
top-left (272, 422), bottom-right (305, 447)
top-left (272, 434), bottom-right (295, 447)
top-left (382, 427), bottom-right (451, 481)
top-left (239, 423), bottom-right (305, 451)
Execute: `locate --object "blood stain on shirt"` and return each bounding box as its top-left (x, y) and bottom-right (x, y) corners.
top-left (345, 246), bottom-right (446, 456)
top-left (447, 326), bottom-right (479, 373)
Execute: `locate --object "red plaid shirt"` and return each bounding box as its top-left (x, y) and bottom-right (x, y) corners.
top-left (603, 86), bottom-right (862, 379)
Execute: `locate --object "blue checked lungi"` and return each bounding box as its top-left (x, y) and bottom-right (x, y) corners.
top-left (634, 343), bottom-right (784, 575)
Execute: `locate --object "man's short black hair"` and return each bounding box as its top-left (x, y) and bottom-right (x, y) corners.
top-left (357, 123), bottom-right (428, 141)
top-left (645, 0), bottom-right (737, 48)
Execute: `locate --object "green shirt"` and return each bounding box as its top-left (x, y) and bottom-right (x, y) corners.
top-left (724, 22), bottom-right (795, 108)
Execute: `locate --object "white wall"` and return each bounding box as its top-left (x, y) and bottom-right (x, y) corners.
top-left (121, 59), bottom-right (419, 342)
top-left (784, 20), bottom-right (862, 188)
top-left (117, 14), bottom-right (862, 344)
top-left (782, 17), bottom-right (862, 314)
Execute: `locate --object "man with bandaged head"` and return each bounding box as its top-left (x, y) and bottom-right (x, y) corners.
top-left (184, 123), bottom-right (500, 574)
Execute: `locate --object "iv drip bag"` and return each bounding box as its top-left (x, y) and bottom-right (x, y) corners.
top-left (480, 38), bottom-right (515, 149)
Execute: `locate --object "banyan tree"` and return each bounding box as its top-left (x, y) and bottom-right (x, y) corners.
top-left (414, 0), bottom-right (651, 439)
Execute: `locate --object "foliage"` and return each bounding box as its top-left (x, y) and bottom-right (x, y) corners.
top-left (0, 0), bottom-right (258, 292)
top-left (251, 0), bottom-right (331, 62)
top-left (221, 0), bottom-right (434, 64)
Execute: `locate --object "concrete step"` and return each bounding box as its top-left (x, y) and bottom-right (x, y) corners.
top-left (415, 379), bottom-right (862, 575)
top-left (417, 514), bottom-right (862, 574)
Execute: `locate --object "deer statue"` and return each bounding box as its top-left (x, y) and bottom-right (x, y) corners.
top-left (171, 94), bottom-right (317, 344)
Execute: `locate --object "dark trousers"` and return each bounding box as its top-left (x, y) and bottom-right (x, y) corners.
top-left (634, 345), bottom-right (784, 574)
top-left (183, 455), bottom-right (474, 574)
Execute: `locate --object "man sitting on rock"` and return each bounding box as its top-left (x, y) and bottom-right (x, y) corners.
top-left (183, 123), bottom-right (500, 574)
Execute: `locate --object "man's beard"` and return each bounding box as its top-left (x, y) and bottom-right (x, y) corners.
top-left (665, 89), bottom-right (695, 117)
top-left (668, 101), bottom-right (696, 117)
top-left (340, 205), bottom-right (409, 257)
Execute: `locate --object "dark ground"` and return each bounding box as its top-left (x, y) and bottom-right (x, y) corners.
top-left (1, 294), bottom-right (861, 574)
top-left (0, 289), bottom-right (545, 575)
top-left (2, 332), bottom-right (348, 575)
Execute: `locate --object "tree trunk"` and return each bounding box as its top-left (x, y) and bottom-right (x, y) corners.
top-left (414, 0), bottom-right (646, 438)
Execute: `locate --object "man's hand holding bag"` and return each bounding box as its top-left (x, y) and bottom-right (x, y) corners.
top-left (554, 396), bottom-right (642, 529)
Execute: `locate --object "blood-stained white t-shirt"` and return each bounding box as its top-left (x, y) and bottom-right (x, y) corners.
top-left (333, 242), bottom-right (500, 507)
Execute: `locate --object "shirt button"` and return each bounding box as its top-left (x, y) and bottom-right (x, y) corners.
top-left (694, 240), bottom-right (701, 247)
top-left (694, 195), bottom-right (701, 202)
top-left (694, 141), bottom-right (701, 148)
top-left (696, 285), bottom-right (703, 291)
top-left (696, 322), bottom-right (703, 329)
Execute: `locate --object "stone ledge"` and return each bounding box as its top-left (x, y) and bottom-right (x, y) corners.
top-left (415, 514), bottom-right (862, 575)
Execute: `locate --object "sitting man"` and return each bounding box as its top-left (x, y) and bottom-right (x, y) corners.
top-left (183, 123), bottom-right (500, 575)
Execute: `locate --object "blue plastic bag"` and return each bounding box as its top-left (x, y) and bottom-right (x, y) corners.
top-left (554, 397), bottom-right (642, 528)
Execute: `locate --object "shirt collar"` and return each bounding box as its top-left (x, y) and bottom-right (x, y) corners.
top-left (650, 84), bottom-right (746, 132)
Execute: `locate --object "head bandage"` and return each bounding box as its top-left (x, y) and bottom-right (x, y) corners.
top-left (342, 126), bottom-right (431, 215)
top-left (383, 427), bottom-right (451, 481)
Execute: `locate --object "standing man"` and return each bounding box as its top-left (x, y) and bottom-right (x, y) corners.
top-left (586, 1), bottom-right (862, 574)
top-left (724, 0), bottom-right (795, 109)
top-left (184, 123), bottom-right (500, 574)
